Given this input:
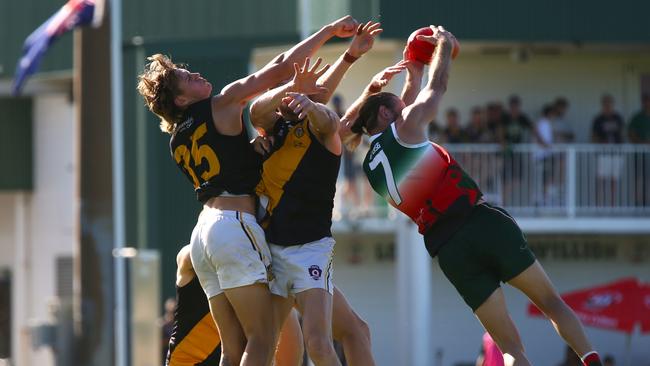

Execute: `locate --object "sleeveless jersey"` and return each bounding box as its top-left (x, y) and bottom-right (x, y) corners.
top-left (166, 276), bottom-right (221, 366)
top-left (256, 118), bottom-right (341, 246)
top-left (363, 123), bottom-right (482, 252)
top-left (170, 98), bottom-right (262, 203)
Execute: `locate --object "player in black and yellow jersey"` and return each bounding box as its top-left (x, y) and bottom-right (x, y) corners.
top-left (167, 245), bottom-right (304, 366)
top-left (251, 22), bottom-right (382, 366)
top-left (137, 16), bottom-right (360, 366)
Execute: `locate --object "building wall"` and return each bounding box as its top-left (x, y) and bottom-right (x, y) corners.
top-left (333, 233), bottom-right (650, 366)
top-left (0, 92), bottom-right (75, 366)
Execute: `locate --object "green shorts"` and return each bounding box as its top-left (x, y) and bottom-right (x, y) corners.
top-left (435, 203), bottom-right (536, 312)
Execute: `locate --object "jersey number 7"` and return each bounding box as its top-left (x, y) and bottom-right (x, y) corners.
top-left (368, 149), bottom-right (402, 205)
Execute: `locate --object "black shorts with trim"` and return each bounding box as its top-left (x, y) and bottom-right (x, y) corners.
top-left (431, 203), bottom-right (536, 312)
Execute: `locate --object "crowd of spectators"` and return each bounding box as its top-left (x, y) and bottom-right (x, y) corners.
top-left (432, 93), bottom-right (650, 146)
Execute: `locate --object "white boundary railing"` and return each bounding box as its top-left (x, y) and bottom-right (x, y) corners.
top-left (335, 144), bottom-right (650, 220)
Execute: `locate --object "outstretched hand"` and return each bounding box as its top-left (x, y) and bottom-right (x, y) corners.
top-left (367, 61), bottom-right (408, 92)
top-left (402, 46), bottom-right (425, 74)
top-left (290, 57), bottom-right (330, 96)
top-left (415, 25), bottom-right (456, 46)
top-left (347, 21), bottom-right (383, 58)
top-left (282, 92), bottom-right (316, 120)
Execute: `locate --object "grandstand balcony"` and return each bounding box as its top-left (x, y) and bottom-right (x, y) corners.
top-left (333, 143), bottom-right (650, 234)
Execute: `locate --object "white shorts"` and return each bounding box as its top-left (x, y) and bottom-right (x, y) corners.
top-left (269, 236), bottom-right (335, 297)
top-left (190, 208), bottom-right (275, 299)
top-left (597, 155), bottom-right (623, 178)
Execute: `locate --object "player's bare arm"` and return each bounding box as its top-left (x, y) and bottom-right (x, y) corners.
top-left (339, 62), bottom-right (407, 150)
top-left (400, 46), bottom-right (425, 106)
top-left (212, 15), bottom-right (358, 122)
top-left (399, 25), bottom-right (454, 142)
top-left (250, 57), bottom-right (330, 133)
top-left (311, 21), bottom-right (383, 105)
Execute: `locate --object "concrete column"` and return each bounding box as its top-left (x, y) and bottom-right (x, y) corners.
top-left (12, 193), bottom-right (29, 366)
top-left (396, 217), bottom-right (432, 366)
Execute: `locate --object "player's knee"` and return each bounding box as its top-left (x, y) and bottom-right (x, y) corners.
top-left (346, 315), bottom-right (371, 343)
top-left (496, 338), bottom-right (526, 359)
top-left (536, 292), bottom-right (568, 316)
top-left (304, 334), bottom-right (336, 361)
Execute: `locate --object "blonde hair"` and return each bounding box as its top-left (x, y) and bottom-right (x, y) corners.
top-left (136, 54), bottom-right (185, 134)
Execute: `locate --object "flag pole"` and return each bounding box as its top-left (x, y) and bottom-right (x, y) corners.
top-left (109, 0), bottom-right (127, 365)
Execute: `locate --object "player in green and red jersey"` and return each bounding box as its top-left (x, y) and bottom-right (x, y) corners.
top-left (340, 25), bottom-right (602, 366)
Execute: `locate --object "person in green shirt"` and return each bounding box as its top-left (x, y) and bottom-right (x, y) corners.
top-left (628, 93), bottom-right (650, 143)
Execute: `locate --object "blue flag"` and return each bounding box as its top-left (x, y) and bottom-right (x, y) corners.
top-left (12, 0), bottom-right (102, 95)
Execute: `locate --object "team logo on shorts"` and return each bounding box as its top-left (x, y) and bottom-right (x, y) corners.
top-left (308, 265), bottom-right (322, 280)
top-left (294, 127), bottom-right (304, 138)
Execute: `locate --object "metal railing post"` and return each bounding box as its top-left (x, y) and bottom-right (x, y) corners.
top-left (566, 146), bottom-right (577, 218)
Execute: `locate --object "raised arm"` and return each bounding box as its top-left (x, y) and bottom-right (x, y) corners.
top-left (216, 16), bottom-right (358, 107)
top-left (339, 61), bottom-right (407, 150)
top-left (249, 58), bottom-right (330, 134)
top-left (401, 26), bottom-right (454, 132)
top-left (400, 46), bottom-right (425, 106)
top-left (284, 92), bottom-right (340, 137)
top-left (311, 21), bottom-right (383, 104)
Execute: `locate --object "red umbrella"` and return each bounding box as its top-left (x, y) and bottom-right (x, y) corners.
top-left (527, 277), bottom-right (649, 334)
top-left (641, 282), bottom-right (650, 333)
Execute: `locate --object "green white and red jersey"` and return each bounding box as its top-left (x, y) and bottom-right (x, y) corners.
top-left (363, 123), bottom-right (483, 235)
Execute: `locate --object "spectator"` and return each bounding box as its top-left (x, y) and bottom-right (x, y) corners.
top-left (553, 97), bottom-right (575, 143)
top-left (534, 104), bottom-right (557, 206)
top-left (161, 297), bottom-right (176, 361)
top-left (628, 93), bottom-right (650, 206)
top-left (501, 95), bottom-right (535, 206)
top-left (592, 94), bottom-right (625, 143)
top-left (465, 106), bottom-right (492, 143)
top-left (442, 107), bottom-right (465, 143)
top-left (592, 94), bottom-right (624, 206)
top-left (603, 354), bottom-right (615, 366)
top-left (475, 332), bottom-right (505, 366)
top-left (486, 102), bottom-right (506, 143)
top-left (428, 120), bottom-right (442, 142)
top-left (503, 95), bottom-right (535, 144)
top-left (628, 93), bottom-right (650, 143)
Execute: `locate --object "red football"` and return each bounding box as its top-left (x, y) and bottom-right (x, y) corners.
top-left (405, 27), bottom-right (460, 64)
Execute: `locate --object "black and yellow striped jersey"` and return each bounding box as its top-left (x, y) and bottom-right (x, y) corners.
top-left (170, 98), bottom-right (262, 203)
top-left (256, 118), bottom-right (340, 246)
top-left (166, 276), bottom-right (221, 366)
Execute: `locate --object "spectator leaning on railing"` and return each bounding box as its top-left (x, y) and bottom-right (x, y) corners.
top-left (552, 96), bottom-right (575, 143)
top-left (591, 94), bottom-right (624, 144)
top-left (591, 94), bottom-right (625, 206)
top-left (503, 94), bottom-right (535, 145)
top-left (442, 107), bottom-right (465, 143)
top-left (628, 92), bottom-right (650, 144)
top-left (465, 106), bottom-right (492, 143)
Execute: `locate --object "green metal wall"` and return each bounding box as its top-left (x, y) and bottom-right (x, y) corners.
top-left (380, 0), bottom-right (650, 42)
top-left (0, 98), bottom-right (32, 190)
top-left (123, 0), bottom-right (297, 41)
top-left (4, 0), bottom-right (648, 83)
